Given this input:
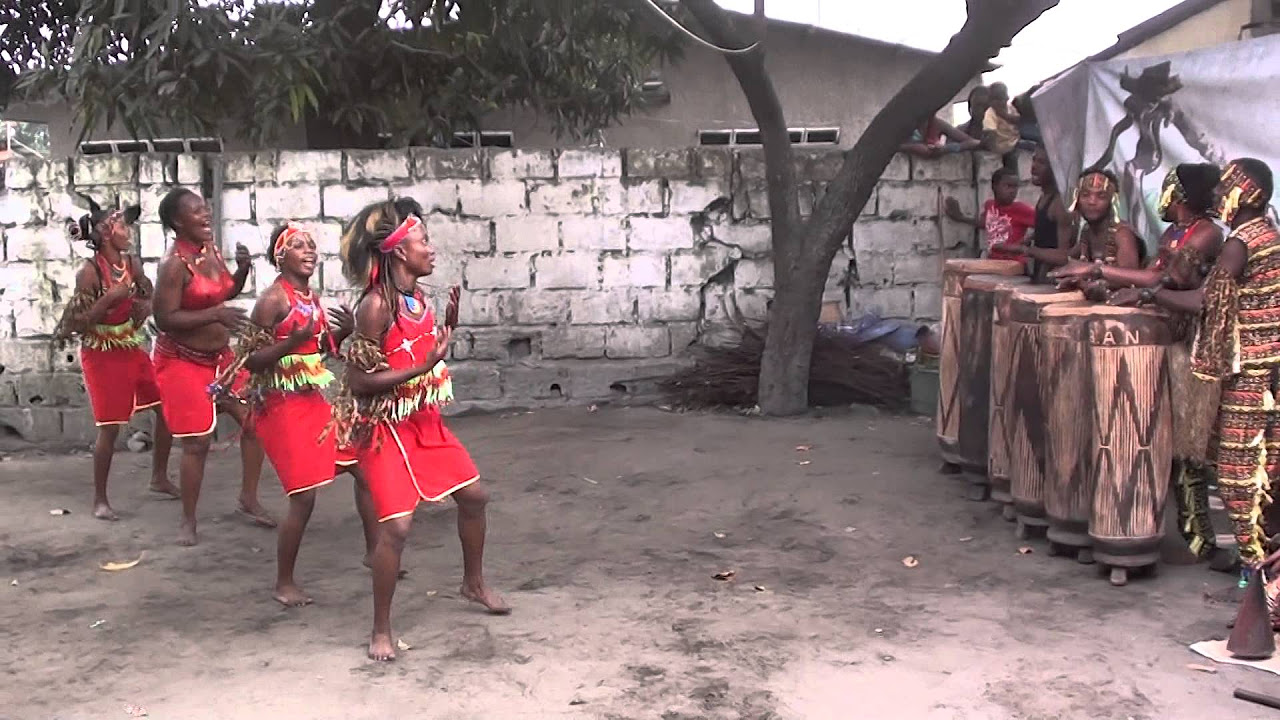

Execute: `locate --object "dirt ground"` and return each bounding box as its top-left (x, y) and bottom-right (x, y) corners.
top-left (1, 406), bottom-right (1278, 719)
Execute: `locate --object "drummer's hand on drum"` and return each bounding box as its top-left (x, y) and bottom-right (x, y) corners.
top-left (1107, 288), bottom-right (1143, 307)
top-left (1048, 258), bottom-right (1094, 281)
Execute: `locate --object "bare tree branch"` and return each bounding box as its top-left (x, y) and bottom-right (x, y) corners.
top-left (805, 0), bottom-right (1057, 258)
top-left (679, 0), bottom-right (803, 270)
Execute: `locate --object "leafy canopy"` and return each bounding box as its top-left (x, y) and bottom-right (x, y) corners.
top-left (1, 0), bottom-right (681, 147)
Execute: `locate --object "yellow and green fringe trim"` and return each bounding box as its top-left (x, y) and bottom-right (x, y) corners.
top-left (54, 290), bottom-right (147, 350)
top-left (324, 334), bottom-right (453, 449)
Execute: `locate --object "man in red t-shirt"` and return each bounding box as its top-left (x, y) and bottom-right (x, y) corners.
top-left (944, 168), bottom-right (1036, 266)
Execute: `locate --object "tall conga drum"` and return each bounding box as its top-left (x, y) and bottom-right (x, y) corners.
top-left (993, 286), bottom-right (1081, 522)
top-left (1012, 295), bottom-right (1086, 539)
top-left (958, 272), bottom-right (1029, 498)
top-left (1041, 302), bottom-right (1105, 559)
top-left (938, 259), bottom-right (1024, 472)
top-left (1086, 306), bottom-right (1175, 586)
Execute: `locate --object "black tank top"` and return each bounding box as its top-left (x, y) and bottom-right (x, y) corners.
top-left (1031, 192), bottom-right (1060, 283)
top-left (1034, 193), bottom-right (1058, 249)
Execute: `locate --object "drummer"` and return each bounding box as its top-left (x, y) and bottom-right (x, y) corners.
top-left (1013, 169), bottom-right (1145, 297)
top-left (1126, 159), bottom-right (1279, 579)
top-left (1055, 163), bottom-right (1225, 562)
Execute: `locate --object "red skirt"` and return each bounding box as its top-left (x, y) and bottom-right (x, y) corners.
top-left (253, 391), bottom-right (355, 495)
top-left (153, 346), bottom-right (241, 437)
top-left (81, 346), bottom-right (162, 425)
top-left (357, 408), bottom-right (479, 522)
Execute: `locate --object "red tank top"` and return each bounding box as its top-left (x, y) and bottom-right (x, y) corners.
top-left (95, 253), bottom-right (135, 325)
top-left (273, 278), bottom-right (332, 355)
top-left (174, 239), bottom-right (235, 310)
top-left (379, 296), bottom-right (454, 419)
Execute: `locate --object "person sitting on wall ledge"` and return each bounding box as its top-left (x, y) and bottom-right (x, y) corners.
top-left (900, 112), bottom-right (981, 160)
top-left (982, 82), bottom-right (1022, 171)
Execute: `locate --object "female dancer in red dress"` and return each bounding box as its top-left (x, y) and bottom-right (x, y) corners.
top-left (225, 222), bottom-right (377, 605)
top-left (334, 198), bottom-right (508, 661)
top-left (151, 188), bottom-right (273, 545)
top-left (55, 196), bottom-right (177, 520)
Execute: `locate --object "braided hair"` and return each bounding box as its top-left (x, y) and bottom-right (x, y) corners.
top-left (68, 193), bottom-right (140, 251)
top-left (340, 197), bottom-right (425, 326)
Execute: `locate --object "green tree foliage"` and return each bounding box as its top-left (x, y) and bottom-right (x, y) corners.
top-left (1, 0), bottom-right (681, 148)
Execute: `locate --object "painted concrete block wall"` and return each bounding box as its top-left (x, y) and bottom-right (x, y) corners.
top-left (0, 146), bottom-right (1015, 444)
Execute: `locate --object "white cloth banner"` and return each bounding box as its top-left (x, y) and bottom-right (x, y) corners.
top-left (1032, 35), bottom-right (1280, 246)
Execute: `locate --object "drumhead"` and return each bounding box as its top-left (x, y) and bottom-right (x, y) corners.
top-left (943, 259), bottom-right (1024, 277)
top-left (965, 274), bottom-right (1031, 292)
top-left (1041, 302), bottom-right (1167, 318)
top-left (1010, 287), bottom-right (1085, 307)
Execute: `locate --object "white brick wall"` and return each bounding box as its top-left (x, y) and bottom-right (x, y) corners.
top-left (0, 146), bottom-right (1005, 441)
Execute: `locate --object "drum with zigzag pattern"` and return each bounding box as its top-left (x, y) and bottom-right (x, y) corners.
top-left (1085, 306), bottom-right (1175, 586)
top-left (937, 259), bottom-right (1024, 469)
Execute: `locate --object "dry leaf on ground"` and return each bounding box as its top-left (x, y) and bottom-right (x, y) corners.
top-left (959, 536), bottom-right (974, 542)
top-left (1018, 546), bottom-right (1034, 555)
top-left (100, 555), bottom-right (144, 572)
top-left (713, 532), bottom-right (726, 539)
top-left (754, 585), bottom-right (767, 592)
top-left (712, 570), bottom-right (736, 581)
top-left (123, 704), bottom-right (148, 717)
top-left (902, 556), bottom-right (919, 568)
top-left (396, 639), bottom-right (412, 651)
top-left (795, 445), bottom-right (812, 452)
top-left (1185, 663), bottom-right (1217, 674)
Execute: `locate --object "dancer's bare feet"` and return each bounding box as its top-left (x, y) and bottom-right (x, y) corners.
top-left (461, 582), bottom-right (510, 615)
top-left (273, 583), bottom-right (313, 608)
top-left (236, 501), bottom-right (277, 529)
top-left (148, 476), bottom-right (180, 499)
top-left (177, 519), bottom-right (198, 546)
top-left (368, 632), bottom-right (396, 662)
top-left (363, 555), bottom-right (407, 579)
top-left (93, 501), bottom-right (119, 521)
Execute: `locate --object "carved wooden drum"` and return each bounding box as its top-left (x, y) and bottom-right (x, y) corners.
top-left (1084, 306), bottom-right (1175, 586)
top-left (957, 272), bottom-right (1029, 496)
top-left (1039, 302), bottom-right (1105, 559)
top-left (992, 286), bottom-right (1081, 522)
top-left (937, 259), bottom-right (1024, 469)
top-left (1012, 296), bottom-right (1087, 537)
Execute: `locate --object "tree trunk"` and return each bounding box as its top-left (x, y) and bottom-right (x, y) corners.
top-left (759, 250), bottom-right (830, 414)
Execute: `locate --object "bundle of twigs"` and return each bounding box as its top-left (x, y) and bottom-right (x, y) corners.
top-left (660, 324), bottom-right (909, 410)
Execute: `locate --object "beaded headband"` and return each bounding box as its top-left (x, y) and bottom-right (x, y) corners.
top-left (1068, 171), bottom-right (1118, 214)
top-left (1217, 162), bottom-right (1267, 223)
top-left (1158, 169), bottom-right (1186, 218)
top-left (273, 222), bottom-right (310, 260)
top-left (379, 215), bottom-right (422, 254)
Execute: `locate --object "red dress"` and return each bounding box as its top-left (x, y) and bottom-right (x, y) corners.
top-left (79, 254), bottom-right (162, 425)
top-left (356, 305), bottom-right (476, 522)
top-left (153, 240), bottom-right (240, 437)
top-left (251, 279), bottom-right (356, 495)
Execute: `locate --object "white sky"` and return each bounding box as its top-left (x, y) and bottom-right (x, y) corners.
top-left (716, 0), bottom-right (1185, 92)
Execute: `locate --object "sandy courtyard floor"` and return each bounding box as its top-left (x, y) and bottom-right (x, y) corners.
top-left (1, 406), bottom-right (1278, 719)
